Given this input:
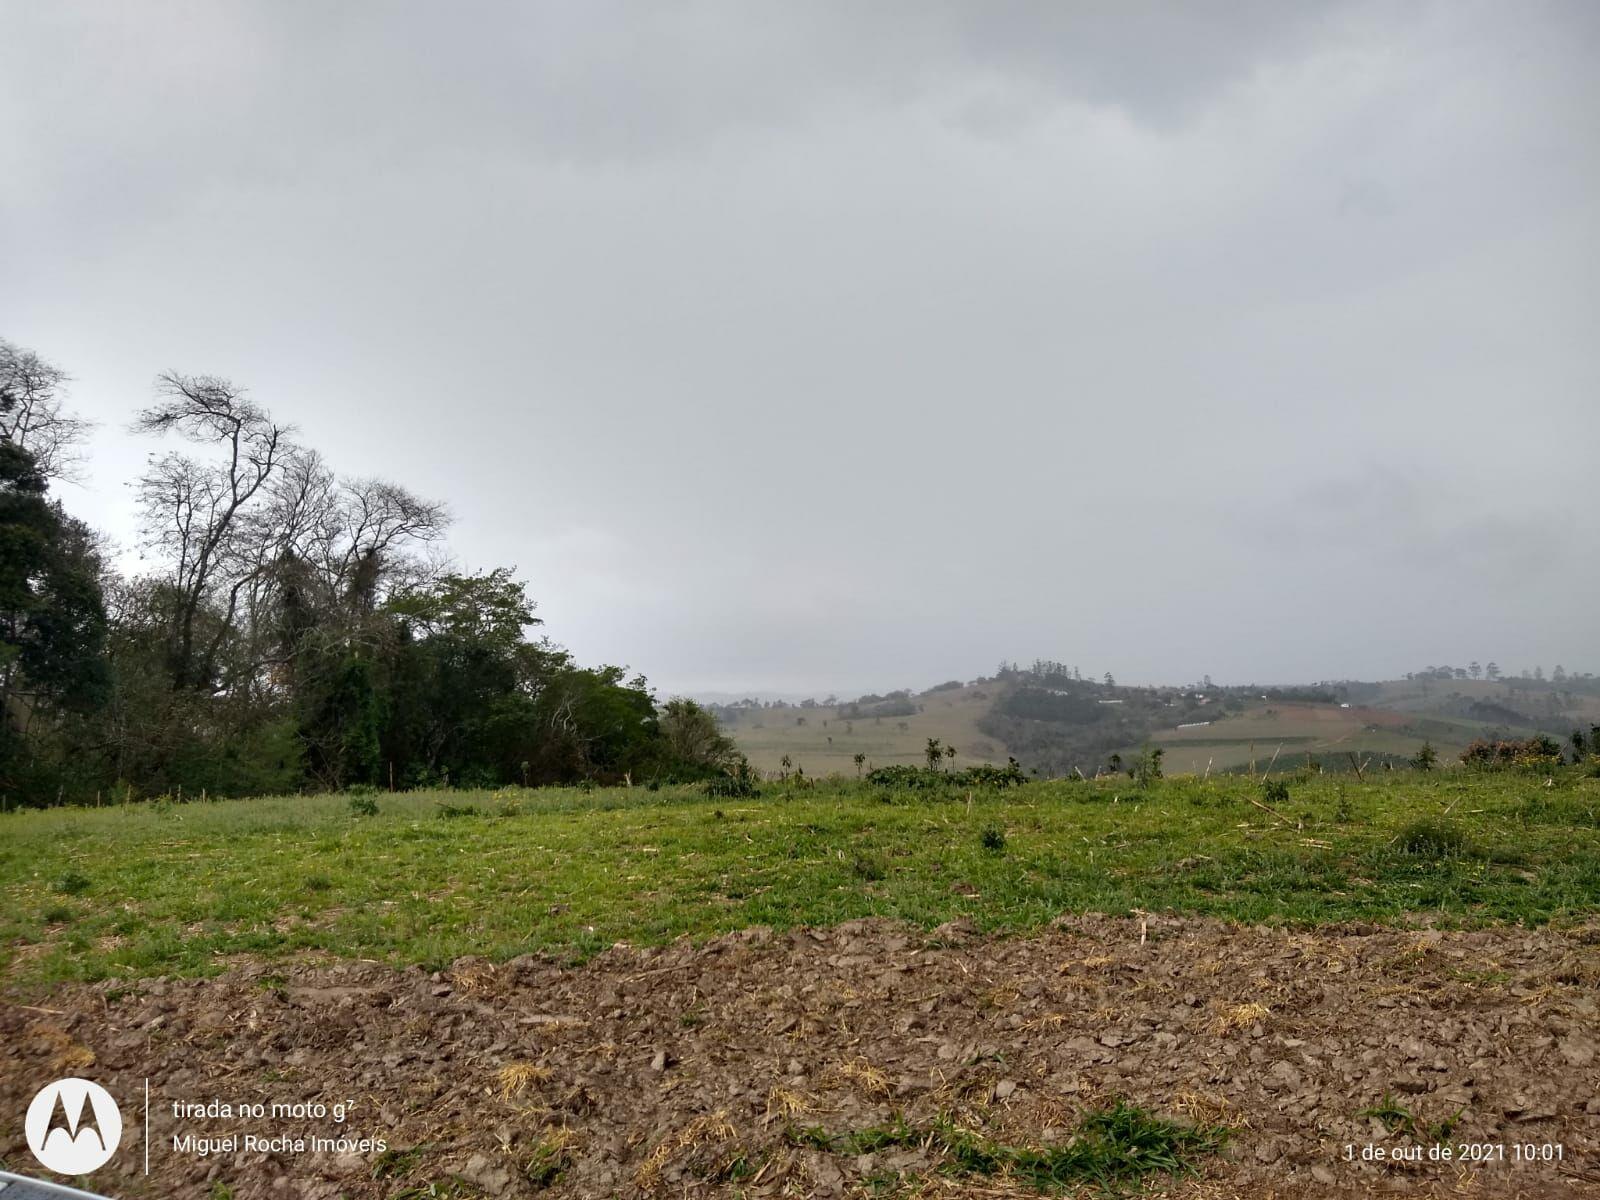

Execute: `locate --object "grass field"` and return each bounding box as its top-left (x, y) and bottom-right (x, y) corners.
top-left (1144, 702), bottom-right (1445, 775)
top-left (725, 683), bottom-right (999, 774)
top-left (4, 770), bottom-right (1598, 994)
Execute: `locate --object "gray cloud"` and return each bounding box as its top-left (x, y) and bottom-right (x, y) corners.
top-left (3, 0), bottom-right (1596, 693)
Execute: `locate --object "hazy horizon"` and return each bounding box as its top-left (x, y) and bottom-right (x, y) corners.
top-left (5, 1), bottom-right (1597, 697)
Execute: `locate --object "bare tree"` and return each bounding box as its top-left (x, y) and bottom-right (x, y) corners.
top-left (134, 372), bottom-right (297, 689)
top-left (324, 476), bottom-right (450, 611)
top-left (0, 338), bottom-right (93, 481)
top-left (134, 371), bottom-right (452, 697)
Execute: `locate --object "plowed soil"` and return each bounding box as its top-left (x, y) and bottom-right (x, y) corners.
top-left (4, 917), bottom-right (1599, 1198)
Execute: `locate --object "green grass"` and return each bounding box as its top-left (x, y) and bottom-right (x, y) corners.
top-left (790, 1101), bottom-right (1228, 1193)
top-left (2, 772), bottom-right (1598, 991)
top-left (1355, 1092), bottom-right (1464, 1143)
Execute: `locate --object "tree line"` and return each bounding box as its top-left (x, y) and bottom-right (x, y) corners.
top-left (0, 338), bottom-right (739, 807)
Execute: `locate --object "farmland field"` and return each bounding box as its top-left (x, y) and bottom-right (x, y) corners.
top-left (724, 676), bottom-right (1600, 782)
top-left (1143, 702), bottom-right (1446, 776)
top-left (3, 772), bottom-right (1599, 1198)
top-left (720, 684), bottom-right (1001, 776)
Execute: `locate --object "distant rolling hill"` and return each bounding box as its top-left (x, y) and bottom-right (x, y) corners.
top-left (719, 671), bottom-right (1600, 779)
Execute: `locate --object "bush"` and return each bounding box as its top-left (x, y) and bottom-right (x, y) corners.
top-left (958, 759), bottom-right (1028, 788)
top-left (347, 794), bottom-right (379, 817)
top-left (705, 761), bottom-right (761, 798)
top-left (1396, 819), bottom-right (1467, 859)
top-left (1132, 746), bottom-right (1164, 785)
top-left (865, 759), bottom-right (1028, 791)
top-left (54, 870), bottom-right (91, 895)
top-left (981, 826), bottom-right (1006, 853)
top-left (1261, 779), bottom-right (1290, 806)
top-left (1461, 736), bottom-right (1562, 770)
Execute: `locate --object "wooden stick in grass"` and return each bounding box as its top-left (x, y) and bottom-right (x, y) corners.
top-left (1262, 742), bottom-right (1284, 777)
top-left (1249, 796), bottom-right (1300, 829)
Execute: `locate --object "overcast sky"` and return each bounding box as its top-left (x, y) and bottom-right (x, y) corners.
top-left (3, 1), bottom-right (1596, 696)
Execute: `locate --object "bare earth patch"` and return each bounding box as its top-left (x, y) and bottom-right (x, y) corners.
top-left (4, 917), bottom-right (1599, 1198)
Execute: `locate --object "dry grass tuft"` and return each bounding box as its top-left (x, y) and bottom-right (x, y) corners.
top-left (830, 1057), bottom-right (893, 1099)
top-left (1174, 1088), bottom-right (1235, 1125)
top-left (764, 1086), bottom-right (812, 1121)
top-left (1023, 1011), bottom-right (1072, 1031)
top-left (448, 959), bottom-right (498, 993)
top-left (1212, 1001), bottom-right (1270, 1035)
top-left (1060, 953), bottom-right (1117, 973)
top-left (498, 1061), bottom-right (551, 1099)
top-left (31, 1025), bottom-right (95, 1073)
top-left (635, 1110), bottom-right (738, 1190)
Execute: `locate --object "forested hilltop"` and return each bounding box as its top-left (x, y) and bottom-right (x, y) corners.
top-left (0, 338), bottom-right (739, 807)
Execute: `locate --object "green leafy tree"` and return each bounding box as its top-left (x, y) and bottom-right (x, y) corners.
top-left (0, 384), bottom-right (110, 801)
top-left (657, 697), bottom-right (741, 777)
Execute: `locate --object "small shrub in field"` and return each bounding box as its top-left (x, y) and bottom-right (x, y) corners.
top-left (852, 854), bottom-right (886, 882)
top-left (436, 802), bottom-right (479, 819)
top-left (347, 794), bottom-right (379, 817)
top-left (1261, 779), bottom-right (1290, 806)
top-left (981, 826), bottom-right (1006, 853)
top-left (705, 762), bottom-right (760, 798)
top-left (1133, 746), bottom-right (1164, 785)
top-left (962, 758), bottom-right (1028, 788)
top-left (304, 873), bottom-right (333, 892)
top-left (54, 870), bottom-right (91, 896)
top-left (42, 904), bottom-right (73, 924)
top-left (1396, 819), bottom-right (1466, 860)
top-left (523, 1138), bottom-right (572, 1187)
top-left (1411, 741), bottom-right (1438, 771)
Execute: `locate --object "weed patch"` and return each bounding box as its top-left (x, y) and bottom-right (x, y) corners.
top-left (347, 794), bottom-right (379, 817)
top-left (1357, 1093), bottom-right (1463, 1143)
top-left (1396, 820), bottom-right (1468, 860)
top-left (789, 1101), bottom-right (1227, 1192)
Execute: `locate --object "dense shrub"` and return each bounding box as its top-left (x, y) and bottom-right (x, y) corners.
top-left (864, 759), bottom-right (1028, 790)
top-left (1460, 735), bottom-right (1563, 770)
top-left (347, 793), bottom-right (379, 817)
top-left (704, 761), bottom-right (761, 798)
